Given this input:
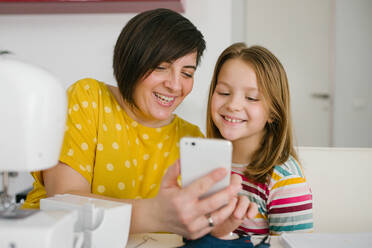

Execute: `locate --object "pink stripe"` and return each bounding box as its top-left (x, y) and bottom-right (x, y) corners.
top-left (238, 226), bottom-right (269, 235)
top-left (232, 171), bottom-right (268, 192)
top-left (270, 194), bottom-right (312, 207)
top-left (269, 184), bottom-right (310, 202)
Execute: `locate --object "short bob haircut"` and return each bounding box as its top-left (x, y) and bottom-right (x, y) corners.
top-left (206, 43), bottom-right (298, 183)
top-left (113, 8), bottom-right (206, 107)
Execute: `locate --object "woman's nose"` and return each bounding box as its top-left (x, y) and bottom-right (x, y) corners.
top-left (164, 71), bottom-right (182, 92)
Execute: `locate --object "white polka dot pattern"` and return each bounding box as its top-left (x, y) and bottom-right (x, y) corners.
top-left (125, 160), bottom-right (131, 168)
top-left (51, 79), bottom-right (205, 206)
top-left (106, 163), bottom-right (114, 171)
top-left (97, 185), bottom-right (105, 193)
top-left (118, 182), bottom-right (125, 190)
top-left (112, 142), bottom-right (119, 150)
top-left (81, 143), bottom-right (88, 150)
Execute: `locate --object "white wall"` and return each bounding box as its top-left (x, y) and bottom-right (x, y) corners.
top-left (0, 0), bottom-right (233, 194)
top-left (333, 0), bottom-right (372, 147)
top-left (244, 0), bottom-right (333, 147)
top-left (0, 0), bottom-right (231, 133)
top-left (243, 0), bottom-right (372, 148)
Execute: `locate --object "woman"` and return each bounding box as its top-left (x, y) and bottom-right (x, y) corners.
top-left (24, 9), bottom-right (256, 239)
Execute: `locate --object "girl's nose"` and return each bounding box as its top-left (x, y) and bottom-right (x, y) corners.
top-left (226, 96), bottom-right (242, 111)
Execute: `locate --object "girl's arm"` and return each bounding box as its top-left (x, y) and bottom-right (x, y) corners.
top-left (43, 160), bottom-right (243, 240)
top-left (268, 175), bottom-right (314, 234)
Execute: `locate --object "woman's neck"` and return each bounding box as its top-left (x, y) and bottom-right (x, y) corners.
top-left (107, 85), bottom-right (174, 128)
top-left (122, 101), bottom-right (174, 128)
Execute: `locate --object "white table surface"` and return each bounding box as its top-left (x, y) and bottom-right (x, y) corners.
top-left (127, 233), bottom-right (372, 248)
top-left (126, 233), bottom-right (283, 248)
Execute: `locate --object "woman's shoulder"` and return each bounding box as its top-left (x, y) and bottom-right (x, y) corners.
top-left (66, 78), bottom-right (113, 107)
top-left (174, 115), bottom-right (205, 137)
top-left (67, 78), bottom-right (107, 96)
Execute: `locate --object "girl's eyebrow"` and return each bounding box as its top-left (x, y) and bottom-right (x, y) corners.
top-left (215, 81), bottom-right (260, 92)
top-left (217, 81), bottom-right (258, 91)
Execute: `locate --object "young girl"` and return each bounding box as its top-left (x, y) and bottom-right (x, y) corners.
top-left (207, 43), bottom-right (314, 236)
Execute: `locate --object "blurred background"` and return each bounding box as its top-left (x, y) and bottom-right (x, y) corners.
top-left (1, 0), bottom-right (371, 194)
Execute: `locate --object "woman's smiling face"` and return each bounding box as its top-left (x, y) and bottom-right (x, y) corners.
top-left (131, 52), bottom-right (197, 127)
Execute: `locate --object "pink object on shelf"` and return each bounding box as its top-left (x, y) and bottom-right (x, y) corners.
top-left (0, 0), bottom-right (185, 14)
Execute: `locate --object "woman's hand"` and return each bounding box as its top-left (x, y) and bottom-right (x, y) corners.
top-left (210, 195), bottom-right (258, 238)
top-left (138, 160), bottom-right (242, 240)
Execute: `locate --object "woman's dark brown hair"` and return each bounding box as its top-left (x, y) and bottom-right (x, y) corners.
top-left (113, 8), bottom-right (206, 107)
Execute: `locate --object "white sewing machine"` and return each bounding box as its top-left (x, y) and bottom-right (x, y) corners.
top-left (0, 54), bottom-right (131, 248)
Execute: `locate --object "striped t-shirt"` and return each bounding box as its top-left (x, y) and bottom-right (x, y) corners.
top-left (233, 156), bottom-right (314, 235)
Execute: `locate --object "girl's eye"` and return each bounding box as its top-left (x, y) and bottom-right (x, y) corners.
top-left (246, 97), bottom-right (258, 101)
top-left (217, 92), bottom-right (230, 96)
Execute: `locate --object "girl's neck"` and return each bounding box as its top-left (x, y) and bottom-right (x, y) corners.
top-left (231, 135), bottom-right (262, 165)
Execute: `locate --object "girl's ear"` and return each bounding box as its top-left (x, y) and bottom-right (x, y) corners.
top-left (267, 113), bottom-right (274, 124)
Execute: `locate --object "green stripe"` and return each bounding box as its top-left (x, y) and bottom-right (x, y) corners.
top-left (290, 156), bottom-right (303, 177)
top-left (275, 165), bottom-right (291, 177)
top-left (270, 222), bottom-right (314, 232)
top-left (270, 213), bottom-right (313, 224)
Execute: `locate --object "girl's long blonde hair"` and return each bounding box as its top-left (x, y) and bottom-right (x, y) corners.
top-left (206, 43), bottom-right (298, 183)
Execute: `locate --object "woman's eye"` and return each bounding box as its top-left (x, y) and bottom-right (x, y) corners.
top-left (156, 66), bottom-right (166, 70)
top-left (182, 72), bottom-right (193, 78)
top-left (217, 92), bottom-right (230, 96)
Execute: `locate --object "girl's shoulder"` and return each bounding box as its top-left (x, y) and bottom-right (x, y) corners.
top-left (272, 155), bottom-right (305, 179)
top-left (268, 156), bottom-right (307, 189)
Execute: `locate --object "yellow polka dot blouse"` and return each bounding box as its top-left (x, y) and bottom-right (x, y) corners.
top-left (23, 78), bottom-right (203, 208)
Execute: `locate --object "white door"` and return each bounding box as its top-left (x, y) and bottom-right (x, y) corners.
top-left (244, 0), bottom-right (332, 146)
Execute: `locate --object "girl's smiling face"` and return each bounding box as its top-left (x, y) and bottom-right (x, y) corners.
top-left (211, 58), bottom-right (271, 144)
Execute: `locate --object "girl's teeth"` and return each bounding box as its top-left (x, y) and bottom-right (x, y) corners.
top-left (224, 116), bottom-right (243, 123)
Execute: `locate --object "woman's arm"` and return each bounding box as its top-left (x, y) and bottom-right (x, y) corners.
top-left (43, 161), bottom-right (242, 240)
top-left (43, 162), bottom-right (91, 196)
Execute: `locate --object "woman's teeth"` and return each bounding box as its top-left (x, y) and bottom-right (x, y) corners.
top-left (154, 92), bottom-right (175, 103)
top-left (223, 116), bottom-right (244, 123)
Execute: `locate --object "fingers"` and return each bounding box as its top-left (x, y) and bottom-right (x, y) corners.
top-left (246, 201), bottom-right (259, 219)
top-left (184, 172), bottom-right (241, 218)
top-left (233, 195), bottom-right (250, 220)
top-left (187, 197), bottom-right (238, 239)
top-left (196, 180), bottom-right (241, 215)
top-left (210, 197), bottom-right (238, 225)
top-left (183, 167), bottom-right (228, 198)
top-left (160, 160), bottom-right (181, 188)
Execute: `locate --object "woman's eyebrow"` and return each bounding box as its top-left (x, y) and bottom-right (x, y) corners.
top-left (184, 65), bottom-right (197, 70)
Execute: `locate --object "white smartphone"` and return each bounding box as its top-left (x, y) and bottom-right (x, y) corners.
top-left (180, 137), bottom-right (232, 198)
